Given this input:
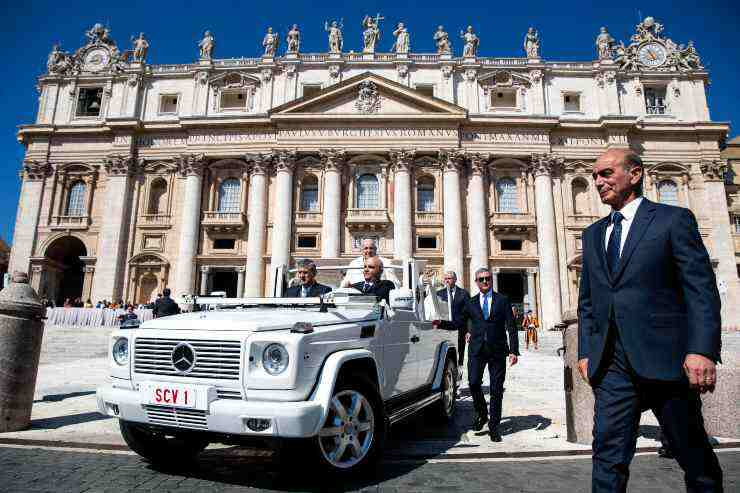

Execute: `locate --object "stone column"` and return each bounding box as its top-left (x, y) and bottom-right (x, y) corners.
top-left (467, 153), bottom-right (490, 293)
top-left (700, 161), bottom-right (740, 328)
top-left (236, 267), bottom-right (245, 298)
top-left (244, 154), bottom-right (271, 297)
top-left (91, 155), bottom-right (138, 302)
top-left (199, 266), bottom-right (210, 296)
top-left (530, 153), bottom-right (564, 331)
top-left (82, 265), bottom-right (95, 302)
top-left (526, 268), bottom-right (538, 317)
top-left (320, 149), bottom-right (346, 259)
top-left (271, 151), bottom-right (297, 270)
top-left (440, 150), bottom-right (465, 283)
top-left (172, 153), bottom-right (207, 297)
top-left (8, 162), bottom-right (51, 275)
top-left (389, 149), bottom-right (415, 261)
top-left (491, 267), bottom-right (500, 292)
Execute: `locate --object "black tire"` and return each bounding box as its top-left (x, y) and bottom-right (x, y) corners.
top-left (119, 420), bottom-right (209, 465)
top-left (432, 357), bottom-right (457, 422)
top-left (311, 374), bottom-right (385, 474)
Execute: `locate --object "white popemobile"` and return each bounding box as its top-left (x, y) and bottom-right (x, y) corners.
top-left (96, 259), bottom-right (457, 473)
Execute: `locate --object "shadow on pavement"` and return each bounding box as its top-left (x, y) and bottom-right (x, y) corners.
top-left (30, 411), bottom-right (111, 429)
top-left (33, 390), bottom-right (97, 404)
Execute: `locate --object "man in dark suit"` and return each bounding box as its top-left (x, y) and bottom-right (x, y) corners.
top-left (436, 270), bottom-right (470, 369)
top-left (350, 256), bottom-right (396, 303)
top-left (152, 288), bottom-right (180, 318)
top-left (578, 149), bottom-right (723, 492)
top-left (285, 259), bottom-right (332, 298)
top-left (461, 267), bottom-right (519, 442)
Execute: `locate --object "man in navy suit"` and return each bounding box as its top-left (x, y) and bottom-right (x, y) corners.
top-left (461, 267), bottom-right (519, 442)
top-left (436, 271), bottom-right (471, 369)
top-left (578, 149), bottom-right (723, 492)
top-left (285, 259), bottom-right (332, 298)
top-left (350, 256), bottom-right (396, 303)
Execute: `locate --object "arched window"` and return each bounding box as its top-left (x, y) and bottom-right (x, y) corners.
top-left (218, 178), bottom-right (241, 212)
top-left (300, 175), bottom-right (319, 211)
top-left (66, 181), bottom-right (86, 216)
top-left (147, 178), bottom-right (168, 214)
top-left (416, 176), bottom-right (435, 212)
top-left (571, 179), bottom-right (590, 215)
top-left (356, 174), bottom-right (379, 209)
top-left (496, 178), bottom-right (519, 213)
top-left (658, 180), bottom-right (679, 206)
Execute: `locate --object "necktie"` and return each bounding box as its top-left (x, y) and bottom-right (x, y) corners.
top-left (482, 292), bottom-right (490, 320)
top-left (301, 286), bottom-right (308, 298)
top-left (364, 282), bottom-right (372, 293)
top-left (607, 211), bottom-right (624, 275)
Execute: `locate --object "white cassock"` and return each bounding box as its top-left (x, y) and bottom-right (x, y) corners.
top-left (341, 256), bottom-right (400, 287)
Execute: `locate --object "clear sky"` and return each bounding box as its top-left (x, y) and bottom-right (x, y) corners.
top-left (1, 0), bottom-right (738, 245)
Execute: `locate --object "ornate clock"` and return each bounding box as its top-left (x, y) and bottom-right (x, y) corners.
top-left (637, 42), bottom-right (667, 68)
top-left (82, 47), bottom-right (110, 72)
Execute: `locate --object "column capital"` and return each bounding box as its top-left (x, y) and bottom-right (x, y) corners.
top-left (526, 267), bottom-right (538, 275)
top-left (236, 266), bottom-right (246, 273)
top-left (529, 153), bottom-right (564, 178)
top-left (438, 149), bottom-right (466, 173)
top-left (389, 149), bottom-right (416, 173)
top-left (699, 160), bottom-right (727, 182)
top-left (272, 149), bottom-right (298, 174)
top-left (469, 152), bottom-right (491, 176)
top-left (244, 152), bottom-right (272, 176)
top-left (319, 148), bottom-right (347, 172)
top-left (200, 265), bottom-right (211, 273)
top-left (104, 154), bottom-right (139, 176)
top-left (22, 160), bottom-right (52, 181)
top-left (177, 153), bottom-right (208, 177)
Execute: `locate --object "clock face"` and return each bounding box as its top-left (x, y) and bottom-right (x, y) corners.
top-left (638, 42), bottom-right (667, 68)
top-left (83, 48), bottom-right (110, 72)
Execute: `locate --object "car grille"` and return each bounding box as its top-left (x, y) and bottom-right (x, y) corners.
top-left (134, 338), bottom-right (242, 380)
top-left (143, 405), bottom-right (208, 430)
top-left (216, 389), bottom-right (243, 400)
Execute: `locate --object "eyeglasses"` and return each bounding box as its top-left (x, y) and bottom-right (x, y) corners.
top-left (477, 277), bottom-right (492, 283)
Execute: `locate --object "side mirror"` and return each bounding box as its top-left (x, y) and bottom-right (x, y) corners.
top-left (389, 288), bottom-right (415, 310)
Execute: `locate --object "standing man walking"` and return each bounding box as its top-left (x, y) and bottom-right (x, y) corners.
top-left (578, 148), bottom-right (723, 492)
top-left (462, 267), bottom-right (519, 442)
top-left (436, 271), bottom-right (470, 373)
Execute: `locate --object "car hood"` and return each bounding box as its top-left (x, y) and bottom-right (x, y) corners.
top-left (140, 308), bottom-right (379, 332)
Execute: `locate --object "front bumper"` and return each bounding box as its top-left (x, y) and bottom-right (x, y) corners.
top-left (96, 384), bottom-right (324, 438)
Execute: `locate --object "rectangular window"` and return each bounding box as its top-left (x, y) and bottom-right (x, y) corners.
top-left (500, 239), bottom-right (523, 251)
top-left (491, 90), bottom-right (516, 109)
top-left (734, 215), bottom-right (740, 235)
top-left (302, 84), bottom-right (322, 99)
top-left (213, 238), bottom-right (236, 250)
top-left (221, 91), bottom-right (247, 110)
top-left (76, 87), bottom-right (103, 117)
top-left (158, 94), bottom-right (179, 114)
top-left (645, 87), bottom-right (667, 115)
top-left (563, 93), bottom-right (581, 112)
top-left (297, 235), bottom-right (318, 248)
top-left (415, 84), bottom-right (435, 98)
top-left (417, 236), bottom-right (437, 249)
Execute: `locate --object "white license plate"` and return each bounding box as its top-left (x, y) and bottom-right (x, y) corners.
top-left (145, 383), bottom-right (199, 408)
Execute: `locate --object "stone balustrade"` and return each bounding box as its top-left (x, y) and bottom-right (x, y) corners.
top-left (50, 215), bottom-right (89, 230)
top-left (295, 211), bottom-right (322, 225)
top-left (414, 211), bottom-right (443, 225)
top-left (201, 211), bottom-right (247, 231)
top-left (139, 213), bottom-right (171, 228)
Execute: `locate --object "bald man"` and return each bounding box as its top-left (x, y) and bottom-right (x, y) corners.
top-left (578, 148), bottom-right (722, 491)
top-left (350, 256), bottom-right (396, 303)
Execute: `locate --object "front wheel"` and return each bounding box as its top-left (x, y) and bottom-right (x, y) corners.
top-left (432, 358), bottom-right (457, 422)
top-left (119, 420), bottom-right (209, 465)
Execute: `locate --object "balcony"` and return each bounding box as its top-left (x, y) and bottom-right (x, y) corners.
top-left (139, 214), bottom-right (172, 228)
top-left (295, 211), bottom-right (322, 226)
top-left (201, 211), bottom-right (247, 232)
top-left (489, 212), bottom-right (535, 233)
top-left (346, 208), bottom-right (391, 231)
top-left (50, 215), bottom-right (89, 230)
top-left (414, 211), bottom-right (443, 225)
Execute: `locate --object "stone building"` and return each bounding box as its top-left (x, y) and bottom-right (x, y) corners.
top-left (11, 17), bottom-right (740, 330)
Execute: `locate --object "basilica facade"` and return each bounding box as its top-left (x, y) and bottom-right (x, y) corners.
top-left (11, 16), bottom-right (739, 331)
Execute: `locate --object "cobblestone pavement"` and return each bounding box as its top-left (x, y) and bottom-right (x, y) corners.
top-left (0, 444), bottom-right (737, 492)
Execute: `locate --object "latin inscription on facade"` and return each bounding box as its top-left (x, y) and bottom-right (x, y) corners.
top-left (552, 135), bottom-right (607, 147)
top-left (279, 127), bottom-right (458, 139)
top-left (461, 129), bottom-right (549, 144)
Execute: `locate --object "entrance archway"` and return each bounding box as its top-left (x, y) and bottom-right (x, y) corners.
top-left (211, 270), bottom-right (238, 297)
top-left (498, 271), bottom-right (525, 313)
top-left (45, 236), bottom-right (87, 305)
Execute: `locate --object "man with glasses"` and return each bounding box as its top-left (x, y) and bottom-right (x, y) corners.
top-left (286, 259), bottom-right (332, 298)
top-left (350, 256), bottom-right (395, 304)
top-left (341, 238), bottom-right (399, 287)
top-left (461, 267), bottom-right (519, 442)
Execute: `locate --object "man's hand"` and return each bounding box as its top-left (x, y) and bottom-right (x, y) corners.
top-left (508, 354), bottom-right (518, 367)
top-left (578, 358), bottom-right (589, 384)
top-left (465, 332), bottom-right (471, 343)
top-left (684, 354), bottom-right (716, 393)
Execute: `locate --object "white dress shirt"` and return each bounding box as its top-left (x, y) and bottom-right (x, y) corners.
top-left (604, 197), bottom-right (643, 256)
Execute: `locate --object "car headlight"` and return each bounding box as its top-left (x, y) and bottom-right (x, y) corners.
top-left (262, 343), bottom-right (289, 375)
top-left (112, 337), bottom-right (129, 366)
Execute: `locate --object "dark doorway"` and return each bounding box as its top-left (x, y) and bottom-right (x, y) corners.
top-left (498, 271), bottom-right (525, 313)
top-left (211, 270), bottom-right (238, 298)
top-left (45, 236), bottom-right (87, 305)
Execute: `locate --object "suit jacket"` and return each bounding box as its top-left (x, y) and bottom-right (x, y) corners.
top-left (285, 283), bottom-right (332, 298)
top-left (351, 279), bottom-right (396, 303)
top-left (461, 290), bottom-right (519, 357)
top-left (153, 296), bottom-right (181, 318)
top-left (577, 199), bottom-right (721, 382)
top-left (436, 286), bottom-right (471, 331)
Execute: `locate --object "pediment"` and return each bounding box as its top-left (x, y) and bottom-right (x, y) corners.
top-left (271, 72), bottom-right (466, 120)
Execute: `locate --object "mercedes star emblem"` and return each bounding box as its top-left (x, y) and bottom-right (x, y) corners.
top-left (171, 342), bottom-right (196, 374)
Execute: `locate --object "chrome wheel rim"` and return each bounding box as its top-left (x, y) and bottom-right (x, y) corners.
top-left (318, 389), bottom-right (375, 469)
top-left (442, 364), bottom-right (456, 416)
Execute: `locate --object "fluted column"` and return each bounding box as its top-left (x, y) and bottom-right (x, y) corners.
top-left (526, 268), bottom-right (538, 317)
top-left (172, 153), bottom-right (207, 298)
top-left (199, 266), bottom-right (210, 296)
top-left (244, 154), bottom-right (271, 297)
top-left (236, 267), bottom-right (245, 298)
top-left (467, 153), bottom-right (490, 294)
top-left (440, 149), bottom-right (465, 283)
top-left (390, 149), bottom-right (415, 260)
top-left (91, 155), bottom-right (139, 302)
top-left (271, 150), bottom-right (297, 269)
top-left (8, 161), bottom-right (51, 275)
top-left (320, 149), bottom-right (346, 258)
top-left (491, 267), bottom-right (500, 292)
top-left (530, 153), bottom-right (563, 331)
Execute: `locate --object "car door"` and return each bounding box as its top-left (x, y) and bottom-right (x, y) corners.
top-left (380, 308), bottom-right (420, 397)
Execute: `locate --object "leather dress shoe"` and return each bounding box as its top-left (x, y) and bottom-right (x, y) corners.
top-left (489, 430), bottom-right (502, 442)
top-left (472, 413), bottom-right (489, 432)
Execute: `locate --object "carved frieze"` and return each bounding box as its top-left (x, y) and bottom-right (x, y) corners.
top-left (319, 148), bottom-right (347, 172)
top-left (530, 153), bottom-right (564, 177)
top-left (468, 152), bottom-right (490, 176)
top-left (245, 153), bottom-right (272, 175)
top-left (699, 160), bottom-right (726, 182)
top-left (104, 154), bottom-right (138, 176)
top-left (355, 80), bottom-right (381, 114)
top-left (177, 153), bottom-right (208, 177)
top-left (441, 65), bottom-right (453, 79)
top-left (438, 149), bottom-right (466, 173)
top-left (389, 149), bottom-right (416, 173)
top-left (22, 160), bottom-right (52, 181)
top-left (273, 149), bottom-right (298, 173)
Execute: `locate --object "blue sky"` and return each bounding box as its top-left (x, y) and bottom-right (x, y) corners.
top-left (1, 0), bottom-right (738, 244)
